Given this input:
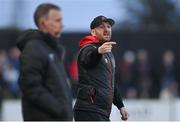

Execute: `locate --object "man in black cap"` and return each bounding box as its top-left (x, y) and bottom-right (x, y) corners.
top-left (74, 15), bottom-right (129, 121)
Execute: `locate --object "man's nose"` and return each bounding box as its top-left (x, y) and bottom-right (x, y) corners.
top-left (61, 23), bottom-right (64, 29)
top-left (104, 27), bottom-right (109, 32)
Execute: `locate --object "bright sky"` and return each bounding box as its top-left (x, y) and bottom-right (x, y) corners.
top-left (0, 0), bottom-right (126, 32)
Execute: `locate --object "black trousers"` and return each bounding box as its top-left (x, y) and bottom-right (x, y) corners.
top-left (74, 110), bottom-right (110, 121)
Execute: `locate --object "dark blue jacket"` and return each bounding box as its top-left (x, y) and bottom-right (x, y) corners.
top-left (17, 30), bottom-right (73, 121)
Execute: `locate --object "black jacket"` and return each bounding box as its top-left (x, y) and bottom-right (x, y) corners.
top-left (74, 36), bottom-right (124, 117)
top-left (17, 29), bottom-right (73, 121)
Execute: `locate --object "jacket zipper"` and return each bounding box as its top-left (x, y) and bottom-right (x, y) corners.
top-left (90, 87), bottom-right (95, 104)
top-left (105, 54), bottom-right (113, 116)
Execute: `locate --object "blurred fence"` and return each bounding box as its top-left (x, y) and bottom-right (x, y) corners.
top-left (1, 99), bottom-right (180, 121)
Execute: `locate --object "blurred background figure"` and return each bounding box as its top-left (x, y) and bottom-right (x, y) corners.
top-left (0, 50), bottom-right (9, 97)
top-left (116, 50), bottom-right (137, 98)
top-left (0, 50), bottom-right (9, 120)
top-left (3, 47), bottom-right (20, 98)
top-left (0, 48), bottom-right (20, 99)
top-left (134, 49), bottom-right (153, 98)
top-left (159, 50), bottom-right (179, 99)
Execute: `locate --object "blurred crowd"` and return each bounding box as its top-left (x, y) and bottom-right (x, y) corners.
top-left (0, 47), bottom-right (179, 100)
top-left (115, 49), bottom-right (179, 99)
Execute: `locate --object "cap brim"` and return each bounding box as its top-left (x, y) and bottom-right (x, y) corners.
top-left (105, 18), bottom-right (115, 26)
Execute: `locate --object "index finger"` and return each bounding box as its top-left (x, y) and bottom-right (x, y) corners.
top-left (104, 42), bottom-right (116, 45)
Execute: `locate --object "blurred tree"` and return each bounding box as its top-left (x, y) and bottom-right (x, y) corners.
top-left (117, 0), bottom-right (180, 32)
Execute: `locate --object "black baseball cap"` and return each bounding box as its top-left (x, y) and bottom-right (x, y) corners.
top-left (90, 15), bottom-right (115, 29)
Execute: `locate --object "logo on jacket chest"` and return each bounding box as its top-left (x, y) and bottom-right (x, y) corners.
top-left (49, 53), bottom-right (55, 61)
top-left (105, 58), bottom-right (108, 63)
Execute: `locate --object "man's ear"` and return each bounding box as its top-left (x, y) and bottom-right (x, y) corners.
top-left (38, 18), bottom-right (48, 30)
top-left (38, 18), bottom-right (44, 28)
top-left (91, 29), bottom-right (95, 36)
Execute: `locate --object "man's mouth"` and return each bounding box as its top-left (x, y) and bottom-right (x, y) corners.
top-left (103, 33), bottom-right (110, 38)
top-left (55, 31), bottom-right (61, 37)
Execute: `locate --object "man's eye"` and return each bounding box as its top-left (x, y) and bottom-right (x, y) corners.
top-left (56, 19), bottom-right (62, 23)
top-left (107, 26), bottom-right (111, 28)
top-left (99, 26), bottom-right (104, 28)
top-left (56, 19), bottom-right (59, 22)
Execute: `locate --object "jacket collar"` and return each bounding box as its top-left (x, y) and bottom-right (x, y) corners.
top-left (79, 35), bottom-right (100, 47)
